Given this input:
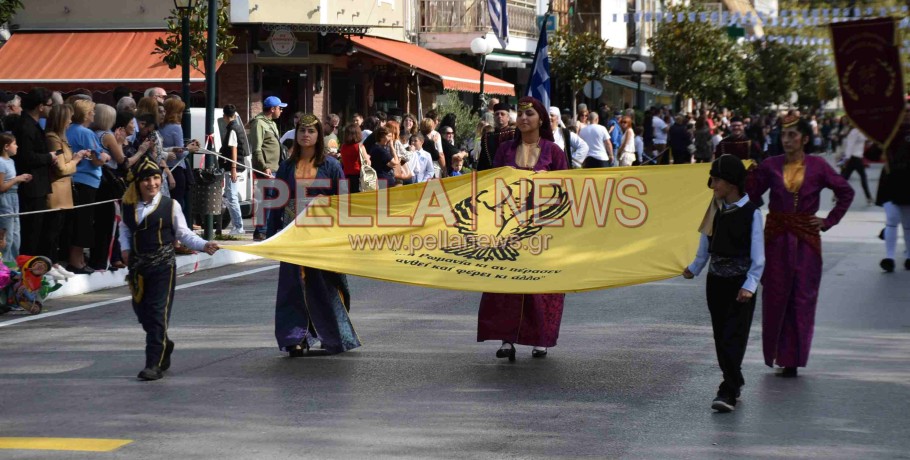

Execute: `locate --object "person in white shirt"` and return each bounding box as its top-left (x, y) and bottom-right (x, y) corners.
top-left (652, 112), bottom-right (669, 164)
top-left (119, 156), bottom-right (219, 381)
top-left (840, 121), bottom-right (872, 203)
top-left (578, 112), bottom-right (612, 168)
top-left (407, 133), bottom-right (437, 182)
top-left (634, 126), bottom-right (644, 164)
top-left (549, 106), bottom-right (588, 168)
top-left (279, 112), bottom-right (304, 145)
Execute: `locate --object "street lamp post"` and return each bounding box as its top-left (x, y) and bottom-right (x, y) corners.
top-left (631, 60), bottom-right (646, 110)
top-left (470, 37), bottom-right (495, 113)
top-left (174, 0), bottom-right (197, 139)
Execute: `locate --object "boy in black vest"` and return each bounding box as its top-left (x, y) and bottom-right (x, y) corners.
top-left (683, 154), bottom-right (765, 412)
top-left (119, 156), bottom-right (220, 381)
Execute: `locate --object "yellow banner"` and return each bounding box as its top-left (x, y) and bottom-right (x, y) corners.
top-left (228, 165), bottom-right (713, 293)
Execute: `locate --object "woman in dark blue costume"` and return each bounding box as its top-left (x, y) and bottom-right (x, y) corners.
top-left (266, 114), bottom-right (361, 357)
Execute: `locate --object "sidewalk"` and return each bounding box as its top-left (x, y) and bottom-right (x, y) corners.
top-left (46, 219), bottom-right (263, 300)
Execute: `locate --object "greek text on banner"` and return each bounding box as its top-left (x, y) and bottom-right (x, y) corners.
top-left (228, 165), bottom-right (714, 293)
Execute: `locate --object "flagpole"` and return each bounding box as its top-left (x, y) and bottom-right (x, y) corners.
top-left (525, 2), bottom-right (552, 97)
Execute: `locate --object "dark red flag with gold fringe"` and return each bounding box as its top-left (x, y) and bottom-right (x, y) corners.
top-left (830, 18), bottom-right (905, 148)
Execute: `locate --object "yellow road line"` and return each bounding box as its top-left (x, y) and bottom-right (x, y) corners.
top-left (0, 438), bottom-right (132, 452)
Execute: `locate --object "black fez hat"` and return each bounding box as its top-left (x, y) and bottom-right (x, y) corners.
top-left (709, 154), bottom-right (746, 189)
top-left (492, 102), bottom-right (512, 112)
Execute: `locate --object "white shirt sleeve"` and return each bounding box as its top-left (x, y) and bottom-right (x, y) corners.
top-left (569, 132), bottom-right (589, 168)
top-left (687, 233), bottom-right (710, 276)
top-left (741, 209), bottom-right (765, 293)
top-left (228, 130), bottom-right (238, 148)
top-left (173, 200), bottom-right (208, 251)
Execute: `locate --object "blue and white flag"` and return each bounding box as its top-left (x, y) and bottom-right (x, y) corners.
top-left (526, 17), bottom-right (551, 109)
top-left (488, 0), bottom-right (509, 48)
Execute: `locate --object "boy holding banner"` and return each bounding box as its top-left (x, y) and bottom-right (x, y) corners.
top-left (683, 155), bottom-right (765, 413)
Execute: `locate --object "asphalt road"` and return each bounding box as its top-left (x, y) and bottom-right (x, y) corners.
top-left (0, 163), bottom-right (908, 459)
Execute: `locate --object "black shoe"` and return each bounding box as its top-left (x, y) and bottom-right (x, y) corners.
top-left (495, 343), bottom-right (516, 362)
top-left (288, 344), bottom-right (305, 358)
top-left (778, 367), bottom-right (798, 378)
top-left (879, 228), bottom-right (886, 240)
top-left (66, 264), bottom-right (95, 275)
top-left (905, 259), bottom-right (910, 271)
top-left (137, 366), bottom-right (163, 381)
top-left (160, 340), bottom-right (175, 371)
top-left (253, 231), bottom-right (266, 241)
top-left (711, 395), bottom-right (736, 412)
top-left (531, 348), bottom-right (548, 358)
top-left (880, 258), bottom-right (895, 273)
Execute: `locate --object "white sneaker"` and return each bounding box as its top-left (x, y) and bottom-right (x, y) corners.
top-left (53, 264), bottom-right (76, 278)
top-left (228, 228), bottom-right (246, 236)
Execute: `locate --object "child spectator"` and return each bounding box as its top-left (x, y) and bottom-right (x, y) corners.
top-left (0, 133), bottom-right (33, 264)
top-left (683, 155), bottom-right (765, 413)
top-left (449, 155), bottom-right (468, 176)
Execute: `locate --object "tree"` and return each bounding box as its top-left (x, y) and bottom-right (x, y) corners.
top-left (648, 4), bottom-right (746, 108)
top-left (0, 0), bottom-right (24, 25)
top-left (793, 46), bottom-right (839, 109)
top-left (436, 91), bottom-right (481, 149)
top-left (152, 0), bottom-right (236, 75)
top-left (737, 40), bottom-right (803, 112)
top-left (549, 29), bottom-right (613, 116)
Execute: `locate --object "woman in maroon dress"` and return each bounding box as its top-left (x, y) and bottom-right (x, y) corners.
top-left (748, 115), bottom-right (854, 377)
top-left (477, 96), bottom-right (569, 360)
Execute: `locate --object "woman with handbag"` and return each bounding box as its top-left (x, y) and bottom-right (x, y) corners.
top-left (90, 104), bottom-right (130, 270)
top-left (386, 120), bottom-right (414, 185)
top-left (266, 114), bottom-right (360, 357)
top-left (339, 123), bottom-right (370, 193)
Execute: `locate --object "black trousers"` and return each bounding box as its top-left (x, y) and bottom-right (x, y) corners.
top-left (841, 156), bottom-right (871, 200)
top-left (89, 201), bottom-right (116, 269)
top-left (18, 195), bottom-right (47, 257)
top-left (582, 157), bottom-right (612, 169)
top-left (130, 263), bottom-right (177, 369)
top-left (706, 273), bottom-right (756, 395)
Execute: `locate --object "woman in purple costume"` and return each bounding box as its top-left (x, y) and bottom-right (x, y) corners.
top-left (477, 96), bottom-right (569, 360)
top-left (748, 115), bottom-right (854, 377)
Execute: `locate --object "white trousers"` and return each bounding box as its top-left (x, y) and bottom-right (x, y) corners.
top-left (883, 201), bottom-right (910, 259)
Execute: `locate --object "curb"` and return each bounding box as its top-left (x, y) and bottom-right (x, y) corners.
top-left (46, 250), bottom-right (262, 300)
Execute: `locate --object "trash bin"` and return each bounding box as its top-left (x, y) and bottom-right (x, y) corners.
top-left (192, 168), bottom-right (224, 215)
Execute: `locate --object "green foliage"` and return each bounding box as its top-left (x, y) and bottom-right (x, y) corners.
top-left (647, 4), bottom-right (746, 107)
top-left (550, 29), bottom-right (614, 92)
top-left (152, 0), bottom-right (236, 75)
top-left (435, 91), bottom-right (481, 148)
top-left (793, 47), bottom-right (839, 109)
top-left (736, 40), bottom-right (803, 112)
top-left (0, 0), bottom-right (24, 25)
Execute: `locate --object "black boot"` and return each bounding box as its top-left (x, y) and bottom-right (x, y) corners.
top-left (880, 258), bottom-right (895, 273)
top-left (138, 366), bottom-right (163, 381)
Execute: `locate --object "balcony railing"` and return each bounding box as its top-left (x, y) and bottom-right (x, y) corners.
top-left (420, 0), bottom-right (538, 39)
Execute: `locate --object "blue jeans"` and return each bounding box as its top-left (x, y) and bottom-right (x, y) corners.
top-left (0, 192), bottom-right (20, 264)
top-left (223, 172), bottom-right (244, 232)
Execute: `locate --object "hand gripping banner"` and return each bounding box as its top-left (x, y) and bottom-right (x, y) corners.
top-left (229, 165), bottom-right (713, 293)
top-left (830, 17), bottom-right (906, 148)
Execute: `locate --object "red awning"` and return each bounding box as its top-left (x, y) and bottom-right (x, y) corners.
top-left (0, 31), bottom-right (213, 92)
top-left (352, 36), bottom-right (515, 96)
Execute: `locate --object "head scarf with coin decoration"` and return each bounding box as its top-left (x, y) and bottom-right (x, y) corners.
top-left (513, 96), bottom-right (554, 142)
top-left (122, 155), bottom-right (163, 205)
top-left (780, 114), bottom-right (813, 153)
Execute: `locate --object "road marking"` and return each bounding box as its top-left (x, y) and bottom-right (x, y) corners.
top-left (0, 437), bottom-right (132, 452)
top-left (0, 265), bottom-right (278, 328)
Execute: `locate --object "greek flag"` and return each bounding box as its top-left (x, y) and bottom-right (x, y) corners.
top-left (488, 0), bottom-right (509, 48)
top-left (526, 18), bottom-right (550, 108)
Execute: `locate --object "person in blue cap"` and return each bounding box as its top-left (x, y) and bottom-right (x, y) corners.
top-left (249, 96), bottom-right (287, 240)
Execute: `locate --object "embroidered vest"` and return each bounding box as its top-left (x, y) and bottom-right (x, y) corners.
top-left (123, 197), bottom-right (176, 256)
